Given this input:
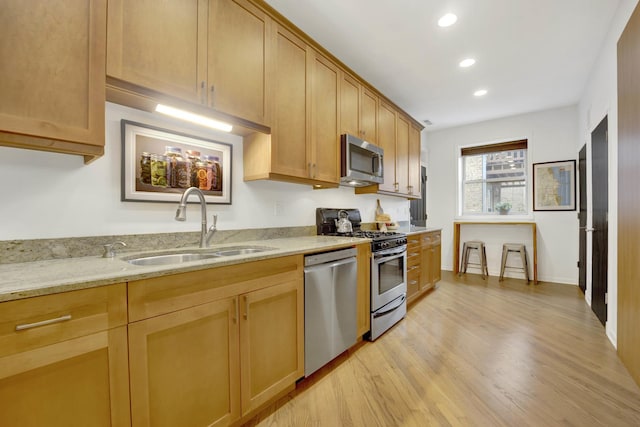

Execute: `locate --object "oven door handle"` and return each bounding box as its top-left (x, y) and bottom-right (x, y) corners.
top-left (374, 248), bottom-right (406, 261)
top-left (373, 294), bottom-right (406, 318)
top-left (374, 245), bottom-right (407, 259)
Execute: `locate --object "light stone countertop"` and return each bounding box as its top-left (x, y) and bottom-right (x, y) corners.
top-left (398, 226), bottom-right (442, 236)
top-left (0, 236), bottom-right (369, 303)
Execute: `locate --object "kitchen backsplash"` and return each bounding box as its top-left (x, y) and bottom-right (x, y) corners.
top-left (0, 226), bottom-right (317, 264)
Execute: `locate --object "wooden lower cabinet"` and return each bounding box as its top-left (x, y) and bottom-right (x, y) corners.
top-left (127, 255), bottom-right (304, 426)
top-left (128, 298), bottom-right (240, 427)
top-left (0, 284), bottom-right (129, 427)
top-left (240, 279), bottom-right (303, 416)
top-left (407, 230), bottom-right (442, 304)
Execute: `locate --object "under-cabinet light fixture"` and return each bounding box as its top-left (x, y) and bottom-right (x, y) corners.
top-left (155, 104), bottom-right (233, 133)
top-left (474, 89), bottom-right (488, 97)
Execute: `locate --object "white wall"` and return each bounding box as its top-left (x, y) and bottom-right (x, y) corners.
top-left (577, 0), bottom-right (639, 347)
top-left (425, 105), bottom-right (579, 284)
top-left (0, 102), bottom-right (410, 241)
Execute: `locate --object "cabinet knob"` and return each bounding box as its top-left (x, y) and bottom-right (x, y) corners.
top-left (200, 81), bottom-right (206, 104)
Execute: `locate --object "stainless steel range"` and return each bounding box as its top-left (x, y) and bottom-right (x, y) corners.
top-left (316, 208), bottom-right (407, 340)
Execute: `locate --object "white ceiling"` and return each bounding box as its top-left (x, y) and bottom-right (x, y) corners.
top-left (264, 0), bottom-right (620, 131)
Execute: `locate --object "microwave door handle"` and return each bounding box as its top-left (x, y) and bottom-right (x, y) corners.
top-left (375, 153), bottom-right (383, 177)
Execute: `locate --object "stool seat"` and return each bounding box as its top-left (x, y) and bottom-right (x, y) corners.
top-left (499, 243), bottom-right (529, 282)
top-left (459, 241), bottom-right (489, 279)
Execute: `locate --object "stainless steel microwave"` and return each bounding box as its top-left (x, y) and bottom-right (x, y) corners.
top-left (340, 134), bottom-right (384, 187)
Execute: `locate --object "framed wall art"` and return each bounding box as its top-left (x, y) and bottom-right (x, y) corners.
top-left (121, 120), bottom-right (232, 204)
top-left (532, 160), bottom-right (575, 211)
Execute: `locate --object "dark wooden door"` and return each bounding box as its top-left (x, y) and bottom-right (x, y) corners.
top-left (578, 145), bottom-right (587, 293)
top-left (591, 116), bottom-right (608, 326)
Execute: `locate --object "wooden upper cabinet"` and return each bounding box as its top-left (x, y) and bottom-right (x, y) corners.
top-left (377, 101), bottom-right (397, 193)
top-left (107, 0), bottom-right (205, 103)
top-left (270, 24), bottom-right (310, 179)
top-left (396, 114), bottom-right (410, 195)
top-left (408, 123), bottom-right (422, 197)
top-left (0, 0), bottom-right (106, 163)
top-left (208, 0), bottom-right (271, 125)
top-left (244, 27), bottom-right (340, 187)
top-left (310, 51), bottom-right (340, 184)
top-left (340, 72), bottom-right (361, 137)
top-left (360, 88), bottom-right (379, 145)
top-left (107, 0), bottom-right (271, 126)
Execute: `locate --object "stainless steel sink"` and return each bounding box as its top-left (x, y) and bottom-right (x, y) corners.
top-left (213, 246), bottom-right (276, 256)
top-left (124, 246), bottom-right (277, 266)
top-left (125, 252), bottom-right (221, 266)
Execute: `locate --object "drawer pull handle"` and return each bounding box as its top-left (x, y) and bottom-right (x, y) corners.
top-left (16, 314), bottom-right (72, 331)
top-left (409, 280), bottom-right (418, 285)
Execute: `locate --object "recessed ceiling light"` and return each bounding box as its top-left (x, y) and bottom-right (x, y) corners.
top-left (438, 13), bottom-right (457, 27)
top-left (474, 89), bottom-right (488, 97)
top-left (459, 58), bottom-right (476, 68)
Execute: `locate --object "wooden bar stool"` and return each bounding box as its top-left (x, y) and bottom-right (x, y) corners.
top-left (459, 241), bottom-right (489, 279)
top-left (499, 243), bottom-right (530, 282)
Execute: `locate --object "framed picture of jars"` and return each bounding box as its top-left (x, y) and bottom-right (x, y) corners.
top-left (121, 120), bottom-right (232, 204)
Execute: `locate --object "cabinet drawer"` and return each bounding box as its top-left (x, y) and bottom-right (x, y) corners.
top-left (128, 255), bottom-right (304, 322)
top-left (407, 274), bottom-right (420, 297)
top-left (422, 232), bottom-right (441, 247)
top-left (407, 263), bottom-right (421, 277)
top-left (407, 249), bottom-right (421, 267)
top-left (407, 235), bottom-right (421, 247)
top-left (0, 283), bottom-right (127, 358)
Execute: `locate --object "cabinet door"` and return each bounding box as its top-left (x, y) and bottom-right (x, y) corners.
top-left (396, 114), bottom-right (410, 195)
top-left (271, 24), bottom-right (310, 179)
top-left (129, 298), bottom-right (240, 427)
top-left (0, 0), bottom-right (106, 159)
top-left (340, 72), bottom-right (361, 137)
top-left (0, 327), bottom-right (130, 427)
top-left (378, 101), bottom-right (397, 193)
top-left (240, 279), bottom-right (303, 416)
top-left (310, 51), bottom-right (340, 184)
top-left (209, 0), bottom-right (271, 125)
top-left (430, 233), bottom-right (442, 285)
top-left (409, 124), bottom-right (422, 197)
top-left (360, 88), bottom-right (378, 144)
top-left (107, 0), bottom-right (207, 104)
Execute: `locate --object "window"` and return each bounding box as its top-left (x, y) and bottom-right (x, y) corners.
top-left (460, 140), bottom-right (528, 215)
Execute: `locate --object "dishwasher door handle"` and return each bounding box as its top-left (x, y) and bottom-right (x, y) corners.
top-left (303, 256), bottom-right (356, 273)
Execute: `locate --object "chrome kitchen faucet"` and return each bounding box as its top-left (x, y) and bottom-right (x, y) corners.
top-left (175, 187), bottom-right (217, 248)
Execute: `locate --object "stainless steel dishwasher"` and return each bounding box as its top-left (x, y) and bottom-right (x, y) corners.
top-left (304, 247), bottom-right (358, 377)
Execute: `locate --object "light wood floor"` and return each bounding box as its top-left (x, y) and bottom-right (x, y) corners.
top-left (245, 271), bottom-right (640, 426)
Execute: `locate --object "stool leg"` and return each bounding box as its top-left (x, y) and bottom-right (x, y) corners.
top-left (462, 247), bottom-right (470, 274)
top-left (521, 249), bottom-right (530, 283)
top-left (459, 245), bottom-right (468, 276)
top-left (482, 246), bottom-right (489, 279)
top-left (499, 246), bottom-right (508, 281)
